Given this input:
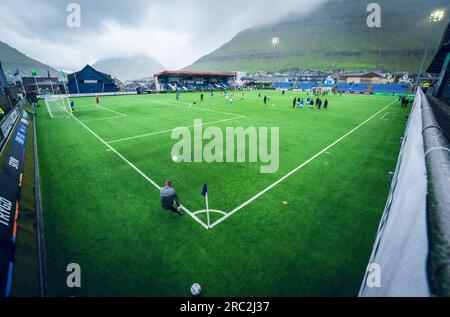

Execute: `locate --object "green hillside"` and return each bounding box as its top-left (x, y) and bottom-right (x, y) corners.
top-left (0, 40), bottom-right (58, 78)
top-left (187, 0), bottom-right (449, 73)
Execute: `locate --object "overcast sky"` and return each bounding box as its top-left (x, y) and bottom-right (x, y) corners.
top-left (0, 0), bottom-right (328, 70)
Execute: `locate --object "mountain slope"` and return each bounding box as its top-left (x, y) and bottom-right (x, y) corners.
top-left (187, 0), bottom-right (450, 73)
top-left (93, 55), bottom-right (165, 81)
top-left (0, 40), bottom-right (58, 78)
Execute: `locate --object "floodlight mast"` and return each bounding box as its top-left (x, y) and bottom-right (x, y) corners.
top-left (414, 10), bottom-right (445, 92)
top-left (272, 37), bottom-right (280, 87)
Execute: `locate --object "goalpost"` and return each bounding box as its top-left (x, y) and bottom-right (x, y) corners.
top-left (44, 94), bottom-right (73, 118)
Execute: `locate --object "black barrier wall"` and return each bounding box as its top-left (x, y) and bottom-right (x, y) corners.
top-left (0, 113), bottom-right (30, 297)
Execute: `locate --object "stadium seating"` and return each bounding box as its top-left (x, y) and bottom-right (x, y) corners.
top-left (161, 81), bottom-right (234, 92)
top-left (338, 83), bottom-right (408, 93)
top-left (370, 84), bottom-right (408, 94)
top-left (274, 82), bottom-right (292, 89)
top-left (295, 82), bottom-right (316, 90)
top-left (166, 83), bottom-right (179, 91)
top-left (287, 82), bottom-right (408, 94)
top-left (338, 84), bottom-right (368, 92)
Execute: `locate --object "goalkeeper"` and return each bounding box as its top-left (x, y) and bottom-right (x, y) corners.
top-left (160, 180), bottom-right (184, 216)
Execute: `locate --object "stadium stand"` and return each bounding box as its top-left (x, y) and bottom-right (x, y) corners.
top-left (67, 65), bottom-right (117, 94)
top-left (274, 82), bottom-right (292, 89)
top-left (0, 62), bottom-right (13, 119)
top-left (296, 82), bottom-right (316, 90)
top-left (275, 81), bottom-right (409, 94)
top-left (154, 71), bottom-right (236, 92)
top-left (428, 20), bottom-right (450, 104)
top-left (21, 77), bottom-right (64, 96)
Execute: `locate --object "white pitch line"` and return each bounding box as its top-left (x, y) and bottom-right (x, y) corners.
top-left (73, 116), bottom-right (209, 230)
top-left (107, 115), bottom-right (246, 144)
top-left (76, 103), bottom-right (127, 117)
top-left (96, 104), bottom-right (127, 117)
top-left (153, 99), bottom-right (244, 118)
top-left (81, 115), bottom-right (127, 123)
top-left (48, 99), bottom-right (210, 230)
top-left (193, 210), bottom-right (228, 216)
top-left (380, 112), bottom-right (390, 120)
top-left (209, 99), bottom-right (398, 229)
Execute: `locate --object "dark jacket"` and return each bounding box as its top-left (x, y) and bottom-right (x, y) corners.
top-left (160, 186), bottom-right (180, 209)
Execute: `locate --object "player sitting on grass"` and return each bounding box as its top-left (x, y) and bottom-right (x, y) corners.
top-left (160, 180), bottom-right (184, 216)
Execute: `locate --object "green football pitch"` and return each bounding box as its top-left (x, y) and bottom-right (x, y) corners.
top-left (36, 90), bottom-right (410, 296)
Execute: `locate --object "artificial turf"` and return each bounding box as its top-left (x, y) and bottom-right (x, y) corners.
top-left (35, 90), bottom-right (410, 296)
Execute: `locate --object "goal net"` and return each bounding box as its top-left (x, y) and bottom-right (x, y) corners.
top-left (45, 95), bottom-right (73, 118)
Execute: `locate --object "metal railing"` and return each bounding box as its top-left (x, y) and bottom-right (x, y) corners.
top-left (360, 88), bottom-right (450, 297)
top-left (420, 89), bottom-right (450, 296)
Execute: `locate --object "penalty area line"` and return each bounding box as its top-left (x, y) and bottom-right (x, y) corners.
top-left (154, 99), bottom-right (245, 118)
top-left (209, 99), bottom-right (398, 229)
top-left (96, 104), bottom-right (127, 117)
top-left (107, 115), bottom-right (246, 144)
top-left (63, 108), bottom-right (210, 230)
top-left (81, 115), bottom-right (127, 123)
top-left (82, 103), bottom-right (127, 117)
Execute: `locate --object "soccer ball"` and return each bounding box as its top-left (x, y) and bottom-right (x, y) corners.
top-left (172, 155), bottom-right (179, 162)
top-left (191, 283), bottom-right (202, 296)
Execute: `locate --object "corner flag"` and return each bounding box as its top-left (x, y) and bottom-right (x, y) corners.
top-left (201, 184), bottom-right (211, 229)
top-left (201, 184), bottom-right (207, 197)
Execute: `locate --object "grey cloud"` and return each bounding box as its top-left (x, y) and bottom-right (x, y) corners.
top-left (0, 0), bottom-right (329, 69)
top-left (1, 0), bottom-right (149, 40)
